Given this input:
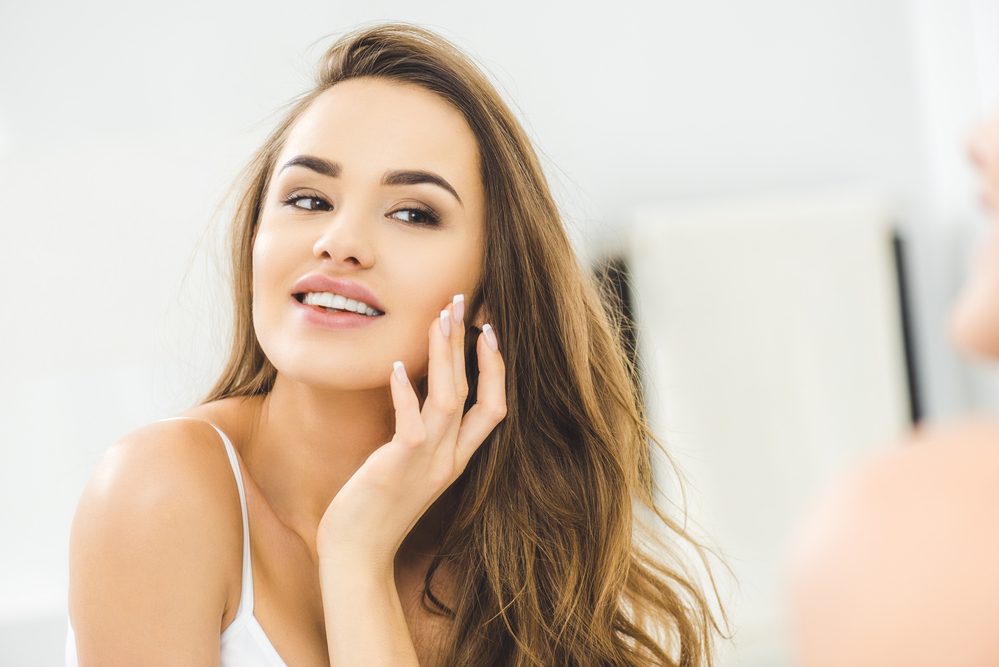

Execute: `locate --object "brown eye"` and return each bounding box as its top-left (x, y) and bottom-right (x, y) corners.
top-left (389, 206), bottom-right (441, 226)
top-left (283, 194), bottom-right (332, 211)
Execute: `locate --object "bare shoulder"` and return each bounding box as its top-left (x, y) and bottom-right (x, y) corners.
top-left (84, 418), bottom-right (240, 497)
top-left (908, 414), bottom-right (999, 462)
top-left (791, 416), bottom-right (999, 538)
top-left (68, 418), bottom-right (242, 664)
top-left (72, 418), bottom-right (242, 545)
top-left (818, 416), bottom-right (999, 525)
top-left (787, 416), bottom-right (999, 667)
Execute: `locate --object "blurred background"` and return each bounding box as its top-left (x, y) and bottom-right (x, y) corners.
top-left (2, 0), bottom-right (998, 664)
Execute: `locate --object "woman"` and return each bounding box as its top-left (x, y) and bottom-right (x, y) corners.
top-left (67, 22), bottom-right (724, 666)
top-left (787, 111), bottom-right (999, 667)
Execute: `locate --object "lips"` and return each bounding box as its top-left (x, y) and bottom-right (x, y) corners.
top-left (290, 274), bottom-right (386, 313)
top-left (292, 297), bottom-right (383, 330)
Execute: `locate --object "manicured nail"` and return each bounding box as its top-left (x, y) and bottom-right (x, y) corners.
top-left (452, 294), bottom-right (465, 325)
top-left (439, 309), bottom-right (451, 337)
top-left (482, 323), bottom-right (498, 351)
top-left (393, 360), bottom-right (407, 382)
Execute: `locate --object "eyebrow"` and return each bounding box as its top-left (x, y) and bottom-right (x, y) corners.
top-left (278, 154), bottom-right (463, 207)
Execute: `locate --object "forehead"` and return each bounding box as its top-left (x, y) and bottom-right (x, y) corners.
top-left (277, 77), bottom-right (481, 192)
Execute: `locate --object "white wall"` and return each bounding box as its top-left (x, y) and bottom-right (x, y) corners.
top-left (0, 1), bottom-right (981, 664)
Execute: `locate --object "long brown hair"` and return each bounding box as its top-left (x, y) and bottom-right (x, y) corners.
top-left (200, 21), bottom-right (728, 666)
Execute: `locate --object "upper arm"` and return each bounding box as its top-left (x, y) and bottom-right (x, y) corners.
top-left (786, 419), bottom-right (999, 667)
top-left (68, 421), bottom-right (236, 666)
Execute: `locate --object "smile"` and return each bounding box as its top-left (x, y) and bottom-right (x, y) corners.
top-left (291, 294), bottom-right (385, 331)
top-left (293, 291), bottom-right (384, 317)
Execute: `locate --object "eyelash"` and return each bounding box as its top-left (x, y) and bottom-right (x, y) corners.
top-left (280, 192), bottom-right (442, 227)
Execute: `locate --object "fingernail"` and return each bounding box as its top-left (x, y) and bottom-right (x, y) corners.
top-left (439, 309), bottom-right (451, 337)
top-left (452, 294), bottom-right (465, 325)
top-left (393, 360), bottom-right (407, 382)
top-left (482, 323), bottom-right (498, 351)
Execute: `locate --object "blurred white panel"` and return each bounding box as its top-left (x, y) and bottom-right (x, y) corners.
top-left (909, 0), bottom-right (984, 220)
top-left (626, 192), bottom-right (911, 666)
top-left (971, 0), bottom-right (999, 106)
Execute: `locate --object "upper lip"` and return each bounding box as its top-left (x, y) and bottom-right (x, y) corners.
top-left (291, 274), bottom-right (386, 313)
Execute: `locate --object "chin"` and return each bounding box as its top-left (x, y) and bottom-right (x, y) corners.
top-left (949, 230), bottom-right (999, 360)
top-left (266, 348), bottom-right (389, 390)
top-left (290, 367), bottom-right (390, 392)
top-left (949, 288), bottom-right (999, 360)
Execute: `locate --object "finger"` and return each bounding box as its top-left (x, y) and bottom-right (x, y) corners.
top-left (455, 323), bottom-right (507, 467)
top-left (434, 297), bottom-right (469, 459)
top-left (421, 306), bottom-right (458, 442)
top-left (449, 294), bottom-right (469, 415)
top-left (441, 294), bottom-right (468, 462)
top-left (389, 360), bottom-right (425, 449)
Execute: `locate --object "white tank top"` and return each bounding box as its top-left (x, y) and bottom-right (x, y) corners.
top-left (65, 417), bottom-right (288, 666)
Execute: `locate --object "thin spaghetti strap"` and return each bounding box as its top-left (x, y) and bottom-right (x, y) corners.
top-left (154, 416), bottom-right (256, 617)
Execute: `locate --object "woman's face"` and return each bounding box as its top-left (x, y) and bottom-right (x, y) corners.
top-left (950, 112), bottom-right (999, 359)
top-left (252, 77), bottom-right (486, 390)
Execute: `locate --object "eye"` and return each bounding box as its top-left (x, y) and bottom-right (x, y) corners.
top-left (389, 206), bottom-right (441, 227)
top-left (282, 192), bottom-right (332, 212)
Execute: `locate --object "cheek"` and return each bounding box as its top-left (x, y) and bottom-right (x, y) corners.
top-left (251, 231), bottom-right (272, 291)
top-left (249, 241), bottom-right (273, 337)
top-left (394, 242), bottom-right (480, 313)
top-left (250, 229), bottom-right (297, 336)
top-left (397, 278), bottom-right (456, 345)
top-left (387, 244), bottom-right (481, 369)
top-left (251, 227), bottom-right (301, 301)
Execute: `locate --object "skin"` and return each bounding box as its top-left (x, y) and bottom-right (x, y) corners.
top-left (786, 111), bottom-right (999, 667)
top-left (185, 79), bottom-right (506, 665)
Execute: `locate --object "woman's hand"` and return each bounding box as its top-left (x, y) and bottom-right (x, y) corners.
top-left (315, 294), bottom-right (507, 571)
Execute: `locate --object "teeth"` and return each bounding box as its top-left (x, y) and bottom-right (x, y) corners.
top-left (302, 291), bottom-right (381, 316)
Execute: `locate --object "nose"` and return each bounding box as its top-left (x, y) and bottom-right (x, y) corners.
top-left (967, 123), bottom-right (989, 169)
top-left (311, 206), bottom-right (374, 268)
top-left (967, 113), bottom-right (999, 170)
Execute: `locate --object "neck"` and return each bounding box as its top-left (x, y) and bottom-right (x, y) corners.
top-left (239, 373), bottom-right (452, 565)
top-left (248, 372), bottom-right (395, 529)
